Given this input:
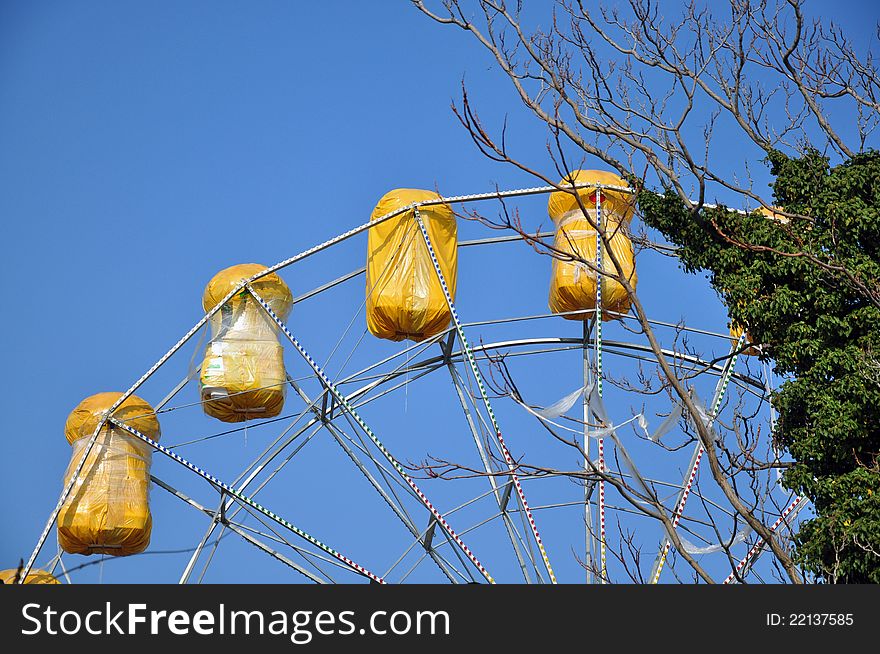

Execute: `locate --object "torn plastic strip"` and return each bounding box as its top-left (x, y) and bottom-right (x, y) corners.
top-left (517, 393), bottom-right (645, 441)
top-left (649, 403), bottom-right (683, 442)
top-left (690, 390), bottom-right (713, 427)
top-left (583, 386), bottom-right (655, 499)
top-left (547, 382), bottom-right (686, 444)
top-left (677, 526), bottom-right (752, 555)
top-left (535, 384), bottom-right (591, 419)
top-left (588, 414), bottom-right (642, 440)
top-left (606, 429), bottom-right (654, 500)
top-left (687, 390), bottom-right (724, 444)
top-left (532, 384), bottom-right (666, 443)
top-left (517, 386), bottom-right (657, 506)
top-left (516, 397), bottom-right (590, 435)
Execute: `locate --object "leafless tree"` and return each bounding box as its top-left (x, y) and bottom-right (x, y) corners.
top-left (409, 0), bottom-right (878, 582)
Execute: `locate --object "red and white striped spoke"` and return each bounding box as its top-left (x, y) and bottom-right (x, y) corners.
top-left (413, 210), bottom-right (557, 584)
top-left (651, 338), bottom-right (743, 583)
top-left (247, 285), bottom-right (496, 584)
top-left (723, 496), bottom-right (804, 584)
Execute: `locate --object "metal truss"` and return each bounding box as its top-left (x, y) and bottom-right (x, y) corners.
top-left (25, 181), bottom-right (796, 585)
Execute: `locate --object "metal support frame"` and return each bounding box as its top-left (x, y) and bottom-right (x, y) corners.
top-left (414, 208), bottom-right (557, 584)
top-left (439, 332), bottom-right (537, 583)
top-left (337, 335), bottom-right (766, 399)
top-left (246, 284), bottom-right (496, 583)
top-left (582, 318), bottom-right (596, 584)
top-left (110, 417), bottom-right (383, 582)
top-left (285, 375), bottom-right (464, 583)
top-left (150, 475), bottom-right (326, 584)
top-left (26, 178), bottom-right (788, 584)
top-left (648, 336), bottom-right (744, 583)
top-left (724, 496), bottom-right (807, 584)
top-left (179, 413), bottom-right (324, 583)
top-left (593, 189), bottom-right (608, 583)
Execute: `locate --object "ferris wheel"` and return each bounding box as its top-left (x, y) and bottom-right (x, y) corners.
top-left (13, 173), bottom-right (806, 585)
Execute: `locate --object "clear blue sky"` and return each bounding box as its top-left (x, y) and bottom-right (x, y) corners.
top-left (1, 1), bottom-right (875, 583)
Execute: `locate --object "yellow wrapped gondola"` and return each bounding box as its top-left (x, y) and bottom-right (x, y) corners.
top-left (548, 170), bottom-right (637, 320)
top-left (0, 568), bottom-right (60, 584)
top-left (200, 264), bottom-right (293, 423)
top-left (758, 205), bottom-right (788, 224)
top-left (729, 321), bottom-right (761, 357)
top-left (57, 392), bottom-right (159, 556)
top-left (366, 189), bottom-right (457, 341)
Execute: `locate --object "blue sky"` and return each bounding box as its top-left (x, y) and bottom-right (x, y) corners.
top-left (1, 1), bottom-right (875, 584)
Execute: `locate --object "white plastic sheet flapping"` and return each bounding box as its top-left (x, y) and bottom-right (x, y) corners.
top-left (535, 385), bottom-right (589, 419)
top-left (585, 388), bottom-right (655, 498)
top-left (522, 384), bottom-right (687, 504)
top-left (690, 391), bottom-right (713, 429)
top-left (677, 526), bottom-right (752, 555)
top-left (529, 384), bottom-right (654, 440)
top-left (649, 402), bottom-right (683, 442)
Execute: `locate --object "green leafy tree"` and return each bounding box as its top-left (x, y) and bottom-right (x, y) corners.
top-left (638, 150), bottom-right (880, 582)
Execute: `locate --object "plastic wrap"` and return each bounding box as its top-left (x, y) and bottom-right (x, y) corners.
top-left (548, 169), bottom-right (635, 223)
top-left (0, 568), bottom-right (60, 584)
top-left (758, 205), bottom-right (788, 224)
top-left (548, 171), bottom-right (637, 321)
top-left (366, 189), bottom-right (457, 342)
top-left (678, 526), bottom-right (752, 555)
top-left (649, 403), bottom-right (684, 442)
top-left (535, 385), bottom-right (587, 419)
top-left (200, 263), bottom-right (293, 422)
top-left (729, 322), bottom-right (761, 357)
top-left (57, 392), bottom-right (159, 556)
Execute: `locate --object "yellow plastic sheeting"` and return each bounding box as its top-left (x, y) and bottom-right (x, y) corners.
top-left (202, 263), bottom-right (293, 314)
top-left (57, 392), bottom-right (159, 557)
top-left (548, 171), bottom-right (637, 321)
top-left (0, 569), bottom-right (60, 584)
top-left (63, 391), bottom-right (160, 445)
top-left (366, 189), bottom-right (457, 341)
top-left (200, 263), bottom-right (292, 423)
top-left (548, 170), bottom-right (635, 223)
top-left (758, 205), bottom-right (788, 224)
top-left (729, 322), bottom-right (761, 357)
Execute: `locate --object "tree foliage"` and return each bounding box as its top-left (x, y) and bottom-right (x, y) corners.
top-left (638, 150), bottom-right (880, 582)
